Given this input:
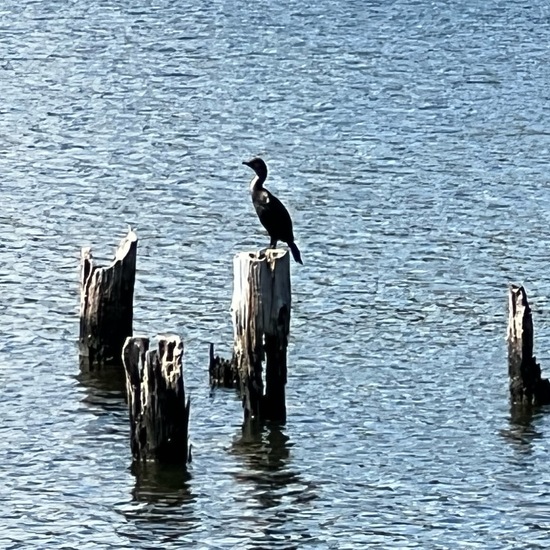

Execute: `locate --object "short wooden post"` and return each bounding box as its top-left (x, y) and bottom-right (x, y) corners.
top-left (231, 249), bottom-right (291, 423)
top-left (122, 335), bottom-right (190, 464)
top-left (79, 228), bottom-right (138, 370)
top-left (507, 285), bottom-right (550, 405)
top-left (209, 343), bottom-right (238, 388)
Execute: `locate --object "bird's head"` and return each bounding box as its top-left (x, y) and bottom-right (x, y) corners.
top-left (242, 157), bottom-right (268, 180)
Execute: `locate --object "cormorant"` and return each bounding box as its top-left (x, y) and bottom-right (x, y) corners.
top-left (243, 157), bottom-right (303, 264)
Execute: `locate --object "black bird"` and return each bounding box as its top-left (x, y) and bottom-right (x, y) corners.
top-left (243, 157), bottom-right (303, 264)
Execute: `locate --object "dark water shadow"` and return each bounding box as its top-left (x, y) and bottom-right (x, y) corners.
top-left (499, 404), bottom-right (548, 456)
top-left (116, 462), bottom-right (198, 546)
top-left (131, 461), bottom-right (194, 505)
top-left (76, 364), bottom-right (127, 415)
top-left (230, 423), bottom-right (318, 510)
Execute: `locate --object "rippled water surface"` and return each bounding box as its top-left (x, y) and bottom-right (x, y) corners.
top-left (2, 0), bottom-right (550, 547)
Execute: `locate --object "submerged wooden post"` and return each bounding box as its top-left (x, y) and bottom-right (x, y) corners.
top-left (231, 249), bottom-right (291, 424)
top-left (122, 335), bottom-right (190, 464)
top-left (79, 228), bottom-right (138, 370)
top-left (507, 285), bottom-right (550, 405)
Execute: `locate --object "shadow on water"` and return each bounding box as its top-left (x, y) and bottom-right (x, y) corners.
top-left (131, 461), bottom-right (194, 505)
top-left (499, 404), bottom-right (548, 456)
top-left (116, 462), bottom-right (198, 546)
top-left (229, 424), bottom-right (319, 548)
top-left (76, 364), bottom-right (127, 414)
top-left (231, 423), bottom-right (318, 509)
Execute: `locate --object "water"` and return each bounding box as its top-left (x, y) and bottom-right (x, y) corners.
top-left (1, 0), bottom-right (550, 547)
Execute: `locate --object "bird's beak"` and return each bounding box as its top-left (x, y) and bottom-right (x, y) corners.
top-left (242, 160), bottom-right (251, 167)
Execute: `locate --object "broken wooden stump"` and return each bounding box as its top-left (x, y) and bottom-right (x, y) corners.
top-left (209, 343), bottom-right (238, 388)
top-left (79, 228), bottom-right (138, 370)
top-left (507, 285), bottom-right (550, 406)
top-left (231, 249), bottom-right (291, 424)
top-left (122, 335), bottom-right (190, 464)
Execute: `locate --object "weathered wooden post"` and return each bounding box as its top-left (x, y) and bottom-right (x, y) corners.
top-left (122, 335), bottom-right (190, 464)
top-left (231, 249), bottom-right (291, 424)
top-left (209, 343), bottom-right (238, 388)
top-left (507, 285), bottom-right (550, 406)
top-left (79, 228), bottom-right (138, 370)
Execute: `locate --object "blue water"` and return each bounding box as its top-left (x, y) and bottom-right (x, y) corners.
top-left (1, 0), bottom-right (550, 547)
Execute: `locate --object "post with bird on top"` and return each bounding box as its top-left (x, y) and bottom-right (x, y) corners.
top-left (227, 157), bottom-right (302, 426)
top-left (232, 249), bottom-right (292, 425)
top-left (79, 228), bottom-right (138, 371)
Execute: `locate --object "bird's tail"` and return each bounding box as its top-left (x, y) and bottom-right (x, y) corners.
top-left (289, 242), bottom-right (303, 265)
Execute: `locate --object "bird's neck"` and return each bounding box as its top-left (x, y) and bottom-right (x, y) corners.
top-left (250, 175), bottom-right (265, 192)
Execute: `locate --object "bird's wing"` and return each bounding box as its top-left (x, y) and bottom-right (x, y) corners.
top-left (259, 191), bottom-right (295, 242)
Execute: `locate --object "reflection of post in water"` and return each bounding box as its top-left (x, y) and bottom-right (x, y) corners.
top-left (500, 405), bottom-right (544, 459)
top-left (131, 461), bottom-right (194, 505)
top-left (77, 366), bottom-right (127, 415)
top-left (231, 424), bottom-right (317, 510)
top-left (121, 461), bottom-right (198, 543)
top-left (237, 423), bottom-right (291, 473)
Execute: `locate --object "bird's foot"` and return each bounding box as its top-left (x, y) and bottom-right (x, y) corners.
top-left (258, 247), bottom-right (269, 258)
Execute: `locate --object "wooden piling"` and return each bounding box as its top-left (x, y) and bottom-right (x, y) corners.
top-left (79, 228), bottom-right (138, 370)
top-left (231, 249), bottom-right (291, 424)
top-left (507, 285), bottom-right (550, 406)
top-left (209, 343), bottom-right (238, 388)
top-left (122, 335), bottom-right (190, 464)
